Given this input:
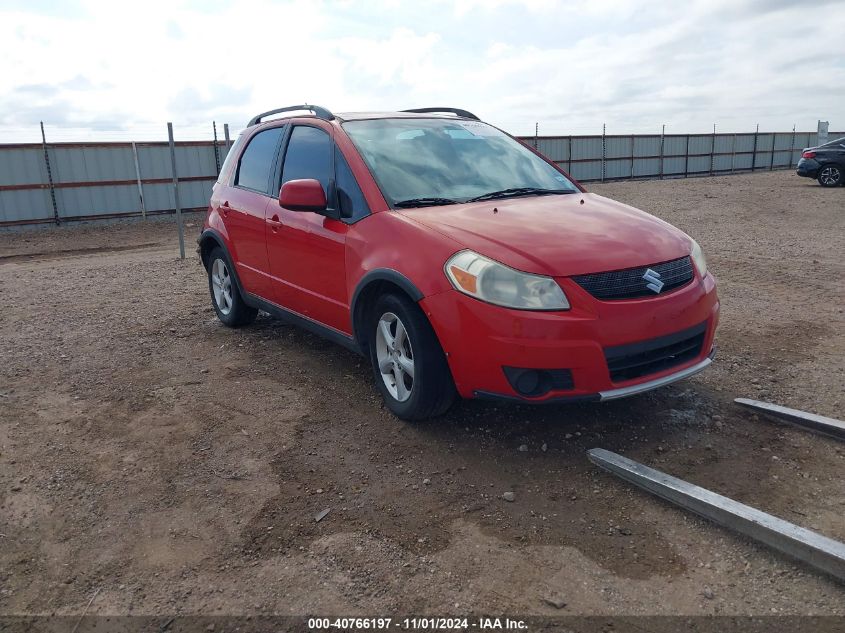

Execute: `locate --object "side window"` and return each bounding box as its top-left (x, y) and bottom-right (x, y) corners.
top-left (281, 126), bottom-right (332, 195)
top-left (280, 126), bottom-right (371, 223)
top-left (335, 147), bottom-right (370, 222)
top-left (235, 126), bottom-right (284, 194)
top-left (218, 133), bottom-right (245, 184)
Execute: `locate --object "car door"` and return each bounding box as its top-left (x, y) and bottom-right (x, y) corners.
top-left (221, 125), bottom-right (285, 300)
top-left (266, 124), bottom-right (351, 334)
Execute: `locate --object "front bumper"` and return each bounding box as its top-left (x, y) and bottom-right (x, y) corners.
top-left (420, 272), bottom-right (719, 402)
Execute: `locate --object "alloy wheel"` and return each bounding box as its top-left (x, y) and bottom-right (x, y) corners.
top-left (375, 312), bottom-right (415, 402)
top-left (211, 258), bottom-right (233, 316)
top-left (820, 166), bottom-right (841, 186)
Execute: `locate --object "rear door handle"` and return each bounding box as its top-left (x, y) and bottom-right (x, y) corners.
top-left (221, 200), bottom-right (231, 217)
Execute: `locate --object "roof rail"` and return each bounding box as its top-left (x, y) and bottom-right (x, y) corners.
top-left (401, 107), bottom-right (480, 121)
top-left (248, 105), bottom-right (334, 127)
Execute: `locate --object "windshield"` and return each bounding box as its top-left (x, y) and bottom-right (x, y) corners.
top-left (342, 118), bottom-right (578, 206)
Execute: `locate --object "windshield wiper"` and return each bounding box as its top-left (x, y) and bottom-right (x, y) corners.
top-left (394, 197), bottom-right (458, 208)
top-left (466, 187), bottom-right (576, 203)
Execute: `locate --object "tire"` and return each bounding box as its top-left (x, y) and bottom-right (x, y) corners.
top-left (817, 165), bottom-right (842, 187)
top-left (207, 247), bottom-right (258, 327)
top-left (367, 293), bottom-right (457, 421)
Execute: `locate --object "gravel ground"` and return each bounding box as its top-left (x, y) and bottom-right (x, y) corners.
top-left (0, 171), bottom-right (843, 617)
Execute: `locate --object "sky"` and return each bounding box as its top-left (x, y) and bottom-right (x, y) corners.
top-left (1, 0), bottom-right (843, 142)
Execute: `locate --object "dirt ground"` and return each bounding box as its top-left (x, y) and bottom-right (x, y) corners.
top-left (1, 171), bottom-right (843, 618)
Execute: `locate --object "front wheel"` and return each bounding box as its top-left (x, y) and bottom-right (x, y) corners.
top-left (368, 293), bottom-right (457, 421)
top-left (818, 165), bottom-right (842, 187)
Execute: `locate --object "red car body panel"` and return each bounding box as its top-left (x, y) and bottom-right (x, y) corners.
top-left (202, 112), bottom-right (719, 403)
top-left (397, 193), bottom-right (693, 276)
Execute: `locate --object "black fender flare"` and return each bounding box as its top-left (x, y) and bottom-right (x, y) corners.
top-left (350, 268), bottom-right (425, 344)
top-left (198, 228), bottom-right (248, 299)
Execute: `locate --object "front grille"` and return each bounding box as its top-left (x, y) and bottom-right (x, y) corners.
top-left (573, 256), bottom-right (694, 300)
top-left (604, 323), bottom-right (706, 383)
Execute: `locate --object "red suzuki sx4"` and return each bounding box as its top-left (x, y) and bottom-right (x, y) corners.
top-left (199, 106), bottom-right (719, 420)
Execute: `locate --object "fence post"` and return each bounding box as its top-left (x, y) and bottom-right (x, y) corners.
top-left (630, 134), bottom-right (635, 180)
top-left (710, 124), bottom-right (716, 176)
top-left (601, 123), bottom-right (606, 183)
top-left (567, 134), bottom-right (572, 175)
top-left (769, 131), bottom-right (776, 170)
top-left (731, 133), bottom-right (736, 173)
top-left (534, 122), bottom-right (538, 150)
top-left (224, 123), bottom-right (231, 150)
top-left (131, 141), bottom-right (146, 220)
top-left (790, 124), bottom-right (796, 167)
top-left (212, 121), bottom-right (221, 175)
top-left (684, 134), bottom-right (690, 178)
top-left (659, 124), bottom-right (665, 180)
top-left (167, 122), bottom-right (186, 260)
top-left (751, 123), bottom-right (759, 171)
top-left (40, 121), bottom-right (60, 225)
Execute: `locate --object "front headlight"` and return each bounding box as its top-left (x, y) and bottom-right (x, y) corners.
top-left (445, 250), bottom-right (570, 310)
top-left (690, 240), bottom-right (708, 277)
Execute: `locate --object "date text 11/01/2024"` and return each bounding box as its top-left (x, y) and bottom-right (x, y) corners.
top-left (308, 617), bottom-right (528, 630)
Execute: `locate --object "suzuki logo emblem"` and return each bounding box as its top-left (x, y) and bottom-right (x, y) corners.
top-left (642, 268), bottom-right (664, 293)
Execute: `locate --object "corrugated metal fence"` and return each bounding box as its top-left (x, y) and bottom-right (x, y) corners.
top-left (0, 140), bottom-right (227, 227)
top-left (1, 128), bottom-right (841, 227)
top-left (517, 130), bottom-right (842, 183)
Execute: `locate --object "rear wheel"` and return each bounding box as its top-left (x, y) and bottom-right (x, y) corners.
top-left (207, 247), bottom-right (258, 327)
top-left (818, 165), bottom-right (842, 187)
top-left (368, 293), bottom-right (456, 421)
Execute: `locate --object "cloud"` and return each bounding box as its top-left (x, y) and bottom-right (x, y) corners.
top-left (0, 0), bottom-right (842, 141)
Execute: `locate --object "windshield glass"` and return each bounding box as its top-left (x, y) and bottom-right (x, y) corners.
top-left (342, 118), bottom-right (578, 205)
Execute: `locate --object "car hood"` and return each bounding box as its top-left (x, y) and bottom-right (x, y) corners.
top-left (398, 193), bottom-right (693, 277)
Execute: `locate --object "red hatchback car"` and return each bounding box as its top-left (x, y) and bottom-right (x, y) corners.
top-left (199, 105), bottom-right (719, 420)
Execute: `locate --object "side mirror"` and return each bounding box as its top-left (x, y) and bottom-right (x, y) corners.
top-left (279, 179), bottom-right (327, 212)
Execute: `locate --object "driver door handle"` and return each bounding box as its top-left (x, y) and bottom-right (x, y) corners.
top-left (267, 214), bottom-right (284, 232)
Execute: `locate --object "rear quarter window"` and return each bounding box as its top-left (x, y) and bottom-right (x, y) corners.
top-left (235, 126), bottom-right (284, 194)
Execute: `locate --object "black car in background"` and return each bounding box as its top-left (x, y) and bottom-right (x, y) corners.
top-left (796, 137), bottom-right (845, 187)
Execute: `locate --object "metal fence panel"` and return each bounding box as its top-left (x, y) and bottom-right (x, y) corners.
top-left (0, 146), bottom-right (47, 186)
top-left (0, 188), bottom-right (54, 223)
top-left (663, 136), bottom-right (688, 156)
top-left (773, 133), bottom-right (794, 150)
top-left (536, 138), bottom-right (569, 162)
top-left (605, 158), bottom-right (632, 179)
top-left (569, 161), bottom-right (602, 182)
top-left (662, 156), bottom-right (686, 175)
top-left (633, 157), bottom-right (660, 177)
top-left (733, 153), bottom-right (754, 170)
top-left (713, 154), bottom-right (734, 172)
top-left (56, 184), bottom-right (139, 217)
top-left (688, 136), bottom-right (713, 155)
top-left (688, 156), bottom-right (711, 173)
top-left (571, 137), bottom-right (602, 160)
top-left (140, 182), bottom-right (176, 213)
top-left (605, 137), bottom-right (631, 159)
top-left (633, 136), bottom-right (660, 158)
top-left (756, 134), bottom-right (775, 151)
top-left (734, 135), bottom-right (756, 152)
top-left (51, 145), bottom-right (137, 183)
